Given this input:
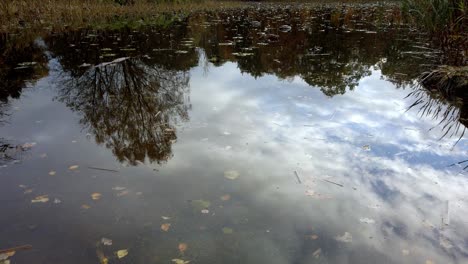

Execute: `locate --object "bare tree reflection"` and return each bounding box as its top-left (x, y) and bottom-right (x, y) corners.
top-left (58, 56), bottom-right (191, 165)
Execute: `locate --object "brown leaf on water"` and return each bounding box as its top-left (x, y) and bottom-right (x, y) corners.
top-left (31, 195), bottom-right (49, 203)
top-left (426, 260), bottom-right (435, 264)
top-left (178, 243), bottom-right (188, 254)
top-left (221, 194), bottom-right (231, 201)
top-left (68, 165), bottom-right (79, 170)
top-left (91, 193), bottom-right (102, 200)
top-left (161, 223), bottom-right (171, 232)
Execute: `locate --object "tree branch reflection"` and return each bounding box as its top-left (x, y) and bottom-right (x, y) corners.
top-left (58, 56), bottom-right (191, 165)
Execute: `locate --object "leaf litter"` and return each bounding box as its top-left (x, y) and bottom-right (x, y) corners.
top-left (178, 243), bottom-right (188, 254)
top-left (116, 249), bottom-right (128, 259)
top-left (31, 195), bottom-right (49, 203)
top-left (335, 232), bottom-right (352, 243)
top-left (68, 165), bottom-right (79, 170)
top-left (101, 238), bottom-right (113, 246)
top-left (161, 223), bottom-right (171, 232)
top-left (224, 170), bottom-right (239, 180)
top-left (91, 193), bottom-right (102, 200)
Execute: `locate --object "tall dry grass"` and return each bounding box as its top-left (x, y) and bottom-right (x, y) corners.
top-left (0, 0), bottom-right (241, 33)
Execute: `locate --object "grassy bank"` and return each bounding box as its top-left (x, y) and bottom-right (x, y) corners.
top-left (0, 0), bottom-right (242, 33)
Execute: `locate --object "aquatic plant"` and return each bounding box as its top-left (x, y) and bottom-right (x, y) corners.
top-left (402, 0), bottom-right (466, 33)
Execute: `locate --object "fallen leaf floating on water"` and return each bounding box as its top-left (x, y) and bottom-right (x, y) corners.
top-left (96, 248), bottom-right (108, 264)
top-left (101, 238), bottom-right (112, 246)
top-left (172, 259), bottom-right (190, 264)
top-left (161, 216), bottom-right (171, 220)
top-left (81, 204), bottom-right (91, 210)
top-left (224, 170), bottom-right (239, 180)
top-left (69, 165), bottom-right (79, 170)
top-left (48, 171), bottom-right (56, 176)
top-left (191, 199), bottom-right (211, 211)
top-left (116, 190), bottom-right (129, 197)
top-left (112, 186), bottom-right (126, 191)
top-left (426, 261), bottom-right (434, 264)
top-left (402, 249), bottom-right (410, 256)
top-left (116, 249), bottom-right (128, 259)
top-left (31, 195), bottom-right (49, 203)
top-left (362, 145), bottom-right (371, 151)
top-left (309, 235), bottom-right (319, 240)
top-left (312, 248), bottom-right (321, 259)
top-left (161, 223), bottom-right (171, 232)
top-left (91, 193), bottom-right (102, 200)
top-left (53, 198), bottom-right (61, 204)
top-left (24, 189), bottom-right (33, 194)
top-left (335, 232), bottom-right (352, 243)
top-left (178, 243), bottom-right (188, 254)
top-left (222, 227), bottom-right (234, 234)
top-left (221, 194), bottom-right (231, 201)
top-left (359, 218), bottom-right (375, 224)
top-left (201, 209), bottom-right (210, 214)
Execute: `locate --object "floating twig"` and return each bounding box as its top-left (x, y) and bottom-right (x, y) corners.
top-left (87, 166), bottom-right (119, 173)
top-left (294, 171), bottom-right (302, 184)
top-left (322, 179), bottom-right (343, 187)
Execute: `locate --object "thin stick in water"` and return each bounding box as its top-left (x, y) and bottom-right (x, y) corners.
top-left (294, 171), bottom-right (302, 184)
top-left (87, 166), bottom-right (119, 173)
top-left (322, 179), bottom-right (343, 187)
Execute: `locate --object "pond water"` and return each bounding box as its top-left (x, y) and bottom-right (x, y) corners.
top-left (1, 5), bottom-right (468, 264)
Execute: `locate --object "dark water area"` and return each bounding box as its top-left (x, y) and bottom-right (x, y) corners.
top-left (1, 6), bottom-right (468, 264)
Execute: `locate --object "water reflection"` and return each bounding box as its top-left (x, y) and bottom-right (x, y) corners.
top-left (57, 56), bottom-right (191, 165)
top-left (0, 6), bottom-right (467, 264)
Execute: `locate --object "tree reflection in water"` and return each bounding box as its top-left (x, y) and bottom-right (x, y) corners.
top-left (58, 56), bottom-right (191, 165)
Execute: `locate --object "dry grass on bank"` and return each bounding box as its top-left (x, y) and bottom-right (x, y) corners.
top-left (0, 0), bottom-right (242, 33)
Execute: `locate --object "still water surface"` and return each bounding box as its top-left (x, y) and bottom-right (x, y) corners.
top-left (1, 6), bottom-right (468, 264)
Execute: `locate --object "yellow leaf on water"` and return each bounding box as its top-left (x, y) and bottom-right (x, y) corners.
top-left (178, 243), bottom-right (188, 254)
top-left (49, 171), bottom-right (56, 176)
top-left (161, 223), bottom-right (171, 232)
top-left (116, 249), bottom-right (128, 259)
top-left (224, 170), bottom-right (239, 180)
top-left (172, 259), bottom-right (190, 264)
top-left (31, 195), bottom-right (49, 203)
top-left (426, 261), bottom-right (435, 264)
top-left (81, 204), bottom-right (91, 209)
top-left (69, 165), bottom-right (79, 170)
top-left (309, 235), bottom-right (319, 240)
top-left (91, 193), bottom-right (102, 200)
